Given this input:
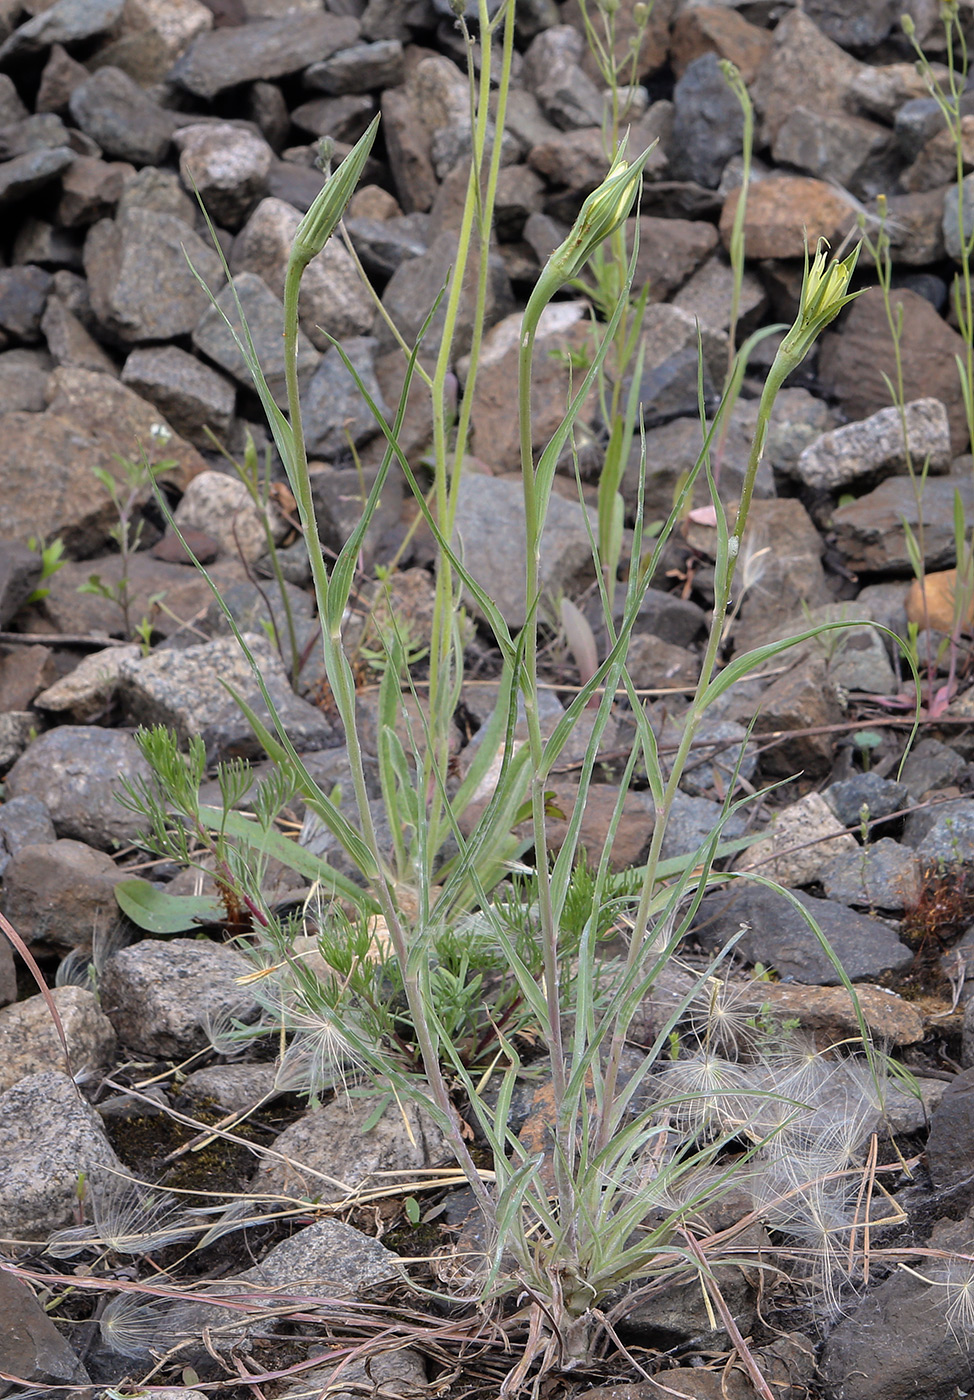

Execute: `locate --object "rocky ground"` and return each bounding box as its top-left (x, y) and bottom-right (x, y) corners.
top-left (3, 0), bottom-right (974, 1397)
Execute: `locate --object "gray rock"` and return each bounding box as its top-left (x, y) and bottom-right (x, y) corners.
top-left (728, 498), bottom-right (833, 654)
top-left (451, 473), bottom-right (594, 630)
top-left (659, 791), bottom-right (746, 863)
top-left (630, 588), bottom-right (706, 648)
top-left (900, 737), bottom-right (969, 801)
top-left (290, 93), bottom-right (377, 144)
top-left (0, 1270), bottom-right (89, 1393)
top-left (914, 805), bottom-right (974, 869)
top-left (173, 469), bottom-right (286, 564)
top-left (255, 1092), bottom-right (448, 1202)
top-left (192, 270), bottom-right (320, 410)
top-left (380, 85), bottom-right (437, 214)
top-left (41, 294), bottom-right (117, 375)
top-left (804, 0), bottom-right (893, 48)
top-left (658, 714), bottom-right (758, 798)
top-left (280, 1349), bottom-right (426, 1400)
top-left (118, 164), bottom-right (197, 226)
top-left (925, 1067), bottom-right (974, 1190)
top-left (343, 212), bottom-right (430, 279)
top-left (0, 540), bottom-right (41, 625)
top-left (0, 0), bottom-right (124, 65)
top-left (33, 555), bottom-right (236, 640)
top-left (0, 264), bottom-right (51, 341)
top-left (0, 713), bottom-right (36, 772)
top-left (0, 837), bottom-right (127, 947)
top-left (621, 303), bottom-right (728, 435)
top-left (896, 96), bottom-right (948, 162)
top-left (0, 73), bottom-right (28, 124)
top-left (824, 772), bottom-right (910, 828)
top-left (34, 643), bottom-right (141, 723)
top-left (819, 1207), bottom-right (974, 1400)
top-left (625, 633), bottom-right (700, 690)
top-left (0, 112), bottom-right (70, 160)
top-left (669, 52), bottom-right (744, 188)
top-left (902, 797), bottom-right (974, 849)
top-left (671, 252), bottom-right (767, 336)
top-left (0, 1069), bottom-right (124, 1239)
top-left (174, 123), bottom-right (273, 231)
top-left (0, 985), bottom-right (115, 1093)
top-left (0, 793), bottom-right (55, 877)
top-left (792, 399), bottom-right (951, 491)
top-left (691, 884), bottom-right (913, 985)
top-left (820, 838), bottom-right (922, 911)
top-left (304, 38), bottom-right (404, 94)
top-left (85, 208), bottom-right (226, 344)
top-left (201, 578), bottom-right (316, 648)
top-left (231, 196), bottom-right (374, 351)
top-left (376, 229), bottom-right (514, 357)
top-left (69, 66), bottom-right (175, 166)
top-left (121, 345), bottom-right (235, 449)
top-left (181, 1062), bottom-right (279, 1112)
top-left (118, 632), bottom-right (340, 761)
top-left (0, 375), bottom-right (205, 558)
top-left (303, 336), bottom-right (387, 458)
top-left (169, 13), bottom-right (360, 101)
top-left (522, 25), bottom-right (603, 131)
top-left (772, 105), bottom-right (896, 200)
top-left (166, 1218), bottom-right (403, 1361)
top-left (0, 146), bottom-right (74, 205)
top-left (4, 726), bottom-right (151, 850)
top-left (832, 475), bottom-right (974, 574)
top-left (944, 171), bottom-right (974, 261)
top-left (100, 937), bottom-right (257, 1056)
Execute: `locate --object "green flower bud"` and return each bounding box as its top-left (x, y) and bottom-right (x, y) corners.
top-left (289, 115), bottom-right (380, 274)
top-left (798, 238), bottom-right (859, 334)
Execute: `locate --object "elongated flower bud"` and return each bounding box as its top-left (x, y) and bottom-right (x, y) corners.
top-left (524, 143), bottom-right (656, 325)
top-left (289, 115), bottom-right (380, 274)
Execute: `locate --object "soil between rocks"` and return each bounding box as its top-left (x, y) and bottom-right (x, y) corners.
top-left (4, 1), bottom-right (974, 1398)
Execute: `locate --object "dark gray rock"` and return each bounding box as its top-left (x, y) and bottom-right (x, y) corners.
top-left (669, 53), bottom-right (744, 189)
top-left (41, 293), bottom-right (118, 374)
top-left (85, 208), bottom-right (226, 344)
top-left (772, 105), bottom-right (896, 201)
top-left (121, 345), bottom-right (236, 449)
top-left (832, 475), bottom-right (974, 574)
top-left (100, 937), bottom-right (257, 1056)
top-left (193, 271), bottom-right (320, 410)
top-left (0, 540), bottom-right (41, 625)
top-left (0, 264), bottom-right (51, 341)
top-left (4, 726), bottom-right (151, 850)
top-left (0, 838), bottom-right (127, 948)
top-left (818, 1207), bottom-right (974, 1400)
top-left (691, 884), bottom-right (913, 984)
top-left (0, 1070), bottom-right (124, 1240)
top-left (0, 73), bottom-right (27, 124)
top-left (628, 587), bottom-right (706, 648)
top-left (11, 218), bottom-right (84, 270)
top-left (0, 793), bottom-right (55, 879)
top-left (820, 838), bottom-right (921, 911)
top-left (376, 229), bottom-right (514, 357)
top-left (0, 1271), bottom-right (89, 1393)
top-left (0, 0), bottom-right (124, 65)
top-left (824, 772), bottom-right (910, 828)
top-left (0, 146), bottom-right (74, 206)
top-left (69, 66), bottom-right (175, 166)
top-left (344, 212), bottom-right (430, 279)
top-left (169, 13), bottom-right (361, 101)
top-left (926, 1066), bottom-right (974, 1190)
top-left (659, 791), bottom-right (746, 863)
top-left (622, 303), bottom-right (728, 437)
top-left (118, 633), bottom-right (340, 761)
top-left (303, 335), bottom-right (387, 458)
top-left (57, 154), bottom-right (133, 229)
top-left (900, 738), bottom-right (969, 801)
top-left (902, 796), bottom-right (974, 849)
top-left (308, 463), bottom-right (403, 573)
top-left (304, 38), bottom-right (404, 94)
top-left (804, 0), bottom-right (894, 50)
top-left (289, 93), bottom-right (376, 144)
top-left (201, 578), bottom-right (315, 645)
top-left (0, 714), bottom-right (37, 772)
top-left (117, 164), bottom-right (196, 226)
top-left (895, 96), bottom-right (949, 162)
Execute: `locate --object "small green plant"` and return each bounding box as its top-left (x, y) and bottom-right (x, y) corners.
top-left (79, 427), bottom-right (176, 639)
top-left (25, 534), bottom-right (66, 605)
